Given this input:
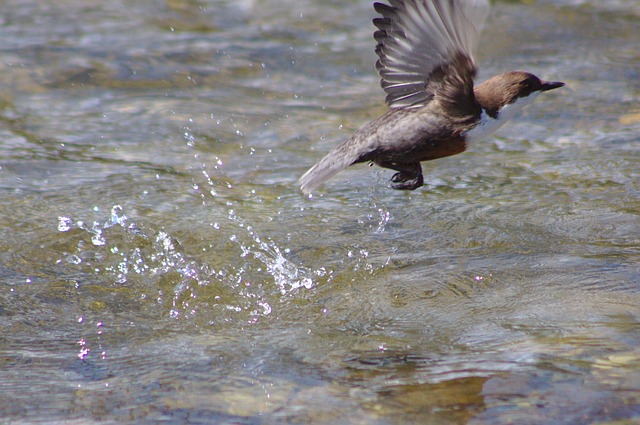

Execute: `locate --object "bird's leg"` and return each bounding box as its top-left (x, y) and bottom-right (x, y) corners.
top-left (375, 161), bottom-right (424, 191)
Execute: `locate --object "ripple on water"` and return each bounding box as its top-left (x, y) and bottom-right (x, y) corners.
top-left (2, 0), bottom-right (640, 423)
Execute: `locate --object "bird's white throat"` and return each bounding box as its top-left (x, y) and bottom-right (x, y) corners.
top-left (464, 92), bottom-right (540, 144)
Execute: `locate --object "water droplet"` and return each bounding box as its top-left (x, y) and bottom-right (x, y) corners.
top-left (58, 216), bottom-right (72, 232)
top-left (67, 255), bottom-right (82, 265)
top-left (109, 205), bottom-right (127, 227)
top-left (258, 301), bottom-right (272, 315)
top-left (91, 234), bottom-right (106, 246)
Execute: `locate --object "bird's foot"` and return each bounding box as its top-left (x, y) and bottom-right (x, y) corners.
top-left (390, 172), bottom-right (424, 191)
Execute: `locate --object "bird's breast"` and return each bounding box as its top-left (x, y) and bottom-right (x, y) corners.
top-left (463, 110), bottom-right (506, 144)
top-left (465, 94), bottom-right (540, 144)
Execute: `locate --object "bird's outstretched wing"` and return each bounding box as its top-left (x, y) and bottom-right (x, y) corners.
top-left (374, 0), bottom-right (490, 109)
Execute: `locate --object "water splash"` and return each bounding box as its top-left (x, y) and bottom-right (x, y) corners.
top-left (228, 211), bottom-right (317, 295)
top-left (57, 204), bottom-right (323, 323)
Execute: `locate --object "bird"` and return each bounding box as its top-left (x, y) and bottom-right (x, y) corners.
top-left (298, 0), bottom-right (564, 195)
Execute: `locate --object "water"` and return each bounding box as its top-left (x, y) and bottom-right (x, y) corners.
top-left (1, 0), bottom-right (639, 423)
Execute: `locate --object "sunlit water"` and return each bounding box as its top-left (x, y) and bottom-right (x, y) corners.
top-left (1, 0), bottom-right (639, 423)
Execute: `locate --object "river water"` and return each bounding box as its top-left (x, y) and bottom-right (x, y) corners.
top-left (1, 0), bottom-right (639, 423)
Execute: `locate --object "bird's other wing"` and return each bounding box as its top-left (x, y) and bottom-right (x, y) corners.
top-left (373, 0), bottom-right (490, 109)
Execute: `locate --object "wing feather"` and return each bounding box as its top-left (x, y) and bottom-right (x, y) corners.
top-left (373, 0), bottom-right (490, 109)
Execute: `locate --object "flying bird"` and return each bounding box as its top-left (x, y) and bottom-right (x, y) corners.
top-left (299, 0), bottom-right (564, 195)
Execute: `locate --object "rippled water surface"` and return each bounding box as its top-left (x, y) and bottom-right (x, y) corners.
top-left (1, 0), bottom-right (640, 423)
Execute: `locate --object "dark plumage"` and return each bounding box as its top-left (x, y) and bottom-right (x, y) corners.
top-left (299, 0), bottom-right (564, 195)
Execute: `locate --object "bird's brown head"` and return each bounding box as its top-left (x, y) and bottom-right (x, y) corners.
top-left (474, 71), bottom-right (565, 118)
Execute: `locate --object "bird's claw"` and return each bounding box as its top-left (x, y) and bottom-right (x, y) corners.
top-left (390, 172), bottom-right (424, 190)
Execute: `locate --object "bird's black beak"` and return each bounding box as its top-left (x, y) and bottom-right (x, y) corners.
top-left (541, 81), bottom-right (565, 91)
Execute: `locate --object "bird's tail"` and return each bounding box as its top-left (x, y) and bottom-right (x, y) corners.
top-left (298, 140), bottom-right (361, 195)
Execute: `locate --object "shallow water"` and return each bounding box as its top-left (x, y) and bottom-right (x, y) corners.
top-left (1, 0), bottom-right (639, 423)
